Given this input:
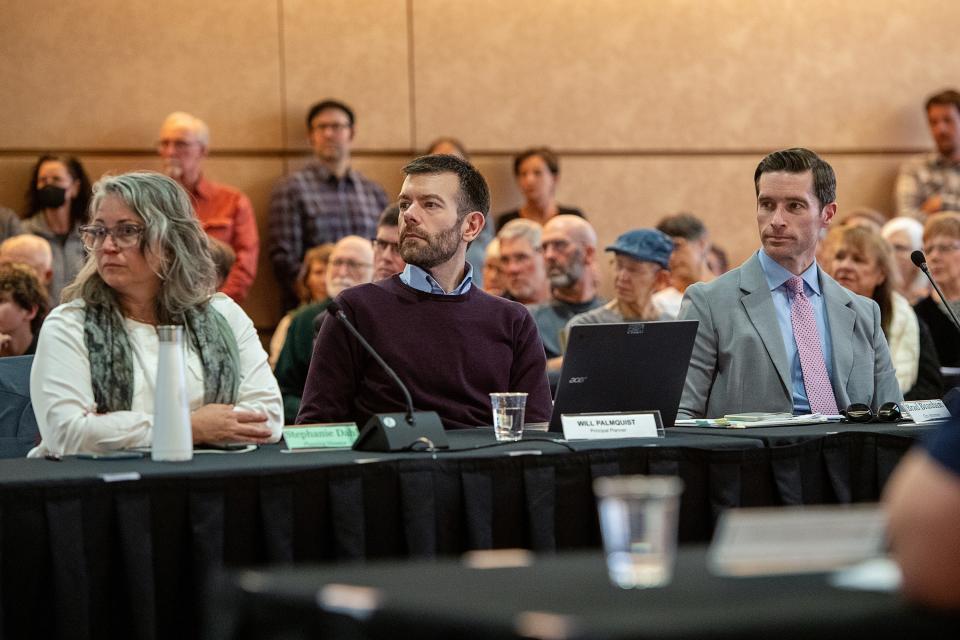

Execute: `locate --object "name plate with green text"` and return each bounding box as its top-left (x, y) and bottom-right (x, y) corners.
top-left (283, 423), bottom-right (360, 450)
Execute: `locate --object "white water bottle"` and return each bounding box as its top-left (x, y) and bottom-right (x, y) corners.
top-left (152, 325), bottom-right (193, 461)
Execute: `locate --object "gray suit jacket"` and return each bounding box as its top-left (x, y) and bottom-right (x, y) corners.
top-left (677, 253), bottom-right (902, 419)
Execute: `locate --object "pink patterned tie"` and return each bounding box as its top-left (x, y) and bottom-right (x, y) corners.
top-left (786, 277), bottom-right (839, 415)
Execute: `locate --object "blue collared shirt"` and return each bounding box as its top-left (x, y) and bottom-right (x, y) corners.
top-left (757, 249), bottom-right (834, 414)
top-left (400, 262), bottom-right (474, 296)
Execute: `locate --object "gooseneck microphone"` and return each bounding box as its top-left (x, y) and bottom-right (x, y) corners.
top-left (326, 302), bottom-right (448, 452)
top-left (911, 250), bottom-right (960, 335)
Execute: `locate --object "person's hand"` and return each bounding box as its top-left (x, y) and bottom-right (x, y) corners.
top-left (190, 403), bottom-right (273, 444)
top-left (921, 194), bottom-right (943, 215)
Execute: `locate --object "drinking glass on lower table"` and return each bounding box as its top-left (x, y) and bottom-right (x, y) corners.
top-left (489, 392), bottom-right (528, 442)
top-left (593, 475), bottom-right (684, 588)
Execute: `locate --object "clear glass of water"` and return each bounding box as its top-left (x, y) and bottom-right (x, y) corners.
top-left (490, 392), bottom-right (528, 442)
top-left (593, 475), bottom-right (684, 588)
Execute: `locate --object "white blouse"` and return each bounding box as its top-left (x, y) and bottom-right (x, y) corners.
top-left (28, 294), bottom-right (283, 457)
top-left (886, 291), bottom-right (920, 393)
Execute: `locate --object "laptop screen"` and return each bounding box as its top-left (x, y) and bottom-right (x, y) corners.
top-left (549, 321), bottom-right (698, 432)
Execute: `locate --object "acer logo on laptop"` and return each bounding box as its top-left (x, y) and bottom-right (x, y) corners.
top-left (568, 376), bottom-right (588, 384)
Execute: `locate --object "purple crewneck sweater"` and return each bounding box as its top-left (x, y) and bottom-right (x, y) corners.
top-left (297, 276), bottom-right (552, 429)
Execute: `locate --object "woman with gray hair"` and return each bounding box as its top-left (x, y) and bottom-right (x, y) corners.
top-left (28, 171), bottom-right (282, 457)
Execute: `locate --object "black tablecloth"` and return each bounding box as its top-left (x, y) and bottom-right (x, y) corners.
top-left (0, 427), bottom-right (924, 640)
top-left (209, 548), bottom-right (958, 640)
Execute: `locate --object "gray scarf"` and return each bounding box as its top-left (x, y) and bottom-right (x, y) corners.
top-left (83, 302), bottom-right (239, 413)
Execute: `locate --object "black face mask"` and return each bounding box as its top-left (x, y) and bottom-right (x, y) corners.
top-left (36, 185), bottom-right (67, 209)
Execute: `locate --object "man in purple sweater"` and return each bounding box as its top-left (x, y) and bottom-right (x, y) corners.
top-left (297, 155), bottom-right (553, 429)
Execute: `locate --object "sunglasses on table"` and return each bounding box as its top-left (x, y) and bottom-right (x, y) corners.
top-left (841, 402), bottom-right (903, 423)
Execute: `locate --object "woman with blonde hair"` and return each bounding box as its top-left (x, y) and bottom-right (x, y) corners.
top-left (826, 225), bottom-right (941, 399)
top-left (28, 172), bottom-right (282, 456)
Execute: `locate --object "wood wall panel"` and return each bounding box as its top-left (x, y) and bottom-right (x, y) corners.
top-left (282, 0), bottom-right (410, 150)
top-left (0, 0), bottom-right (282, 149)
top-left (411, 0), bottom-right (960, 151)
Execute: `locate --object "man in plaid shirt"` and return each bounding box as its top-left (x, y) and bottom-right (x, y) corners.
top-left (269, 99), bottom-right (388, 309)
top-left (896, 89), bottom-right (960, 219)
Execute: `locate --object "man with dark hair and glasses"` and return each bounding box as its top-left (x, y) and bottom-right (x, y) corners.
top-left (678, 148), bottom-right (902, 419)
top-left (268, 99), bottom-right (388, 310)
top-left (372, 203), bottom-right (405, 281)
top-left (298, 155), bottom-right (552, 429)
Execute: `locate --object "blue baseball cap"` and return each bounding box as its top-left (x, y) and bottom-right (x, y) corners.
top-left (606, 229), bottom-right (674, 268)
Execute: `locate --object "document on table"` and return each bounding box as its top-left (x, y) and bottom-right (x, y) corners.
top-left (708, 504), bottom-right (888, 577)
top-left (674, 413), bottom-right (840, 428)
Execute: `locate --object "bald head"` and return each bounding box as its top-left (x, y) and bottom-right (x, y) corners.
top-left (543, 214), bottom-right (597, 248)
top-left (326, 235), bottom-right (375, 298)
top-left (541, 215), bottom-right (597, 292)
top-left (0, 234), bottom-right (54, 284)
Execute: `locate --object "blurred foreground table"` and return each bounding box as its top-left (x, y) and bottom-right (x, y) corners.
top-left (209, 547), bottom-right (958, 640)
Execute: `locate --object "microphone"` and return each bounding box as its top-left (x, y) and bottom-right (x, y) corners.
top-left (326, 301), bottom-right (448, 452)
top-left (911, 250), bottom-right (960, 336)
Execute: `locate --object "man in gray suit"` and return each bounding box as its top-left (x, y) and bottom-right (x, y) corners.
top-left (678, 148), bottom-right (902, 419)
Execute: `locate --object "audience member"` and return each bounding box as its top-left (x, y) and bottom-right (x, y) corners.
top-left (20, 154), bottom-right (90, 304)
top-left (678, 148), bottom-right (901, 419)
top-left (913, 212), bottom-right (960, 368)
top-left (297, 155), bottom-right (551, 428)
top-left (268, 243), bottom-right (334, 369)
top-left (707, 244), bottom-right (729, 275)
top-left (208, 237), bottom-right (236, 290)
top-left (497, 219), bottom-right (549, 304)
top-left (568, 229), bottom-right (673, 328)
top-left (482, 238), bottom-right (505, 297)
top-left (825, 225), bottom-right (942, 399)
top-left (269, 99), bottom-right (388, 309)
top-left (495, 147), bottom-right (584, 231)
top-left (882, 216), bottom-right (929, 304)
top-left (0, 234), bottom-right (53, 290)
top-left (157, 112), bottom-right (259, 303)
top-left (372, 204), bottom-right (406, 280)
top-left (885, 417), bottom-right (960, 609)
top-left (896, 89), bottom-right (960, 219)
top-left (426, 137), bottom-right (469, 159)
top-left (654, 213), bottom-right (715, 318)
top-left (528, 215), bottom-right (603, 363)
top-left (833, 206), bottom-right (886, 232)
top-left (27, 172), bottom-right (281, 457)
top-left (0, 263), bottom-right (48, 357)
top-left (1, 206), bottom-right (21, 241)
top-left (275, 235), bottom-right (374, 423)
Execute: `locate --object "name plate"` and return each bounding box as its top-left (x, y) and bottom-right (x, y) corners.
top-left (283, 423), bottom-right (359, 449)
top-left (560, 411), bottom-right (662, 440)
top-left (901, 400), bottom-right (952, 424)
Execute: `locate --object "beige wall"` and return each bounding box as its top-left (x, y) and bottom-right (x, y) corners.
top-left (1, 0), bottom-right (956, 328)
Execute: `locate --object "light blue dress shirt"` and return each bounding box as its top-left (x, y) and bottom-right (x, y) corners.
top-left (757, 249), bottom-right (834, 414)
top-left (399, 262), bottom-right (474, 296)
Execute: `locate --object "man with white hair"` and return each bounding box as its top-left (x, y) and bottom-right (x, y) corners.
top-left (0, 234), bottom-right (54, 296)
top-left (528, 215), bottom-right (603, 363)
top-left (157, 111), bottom-right (259, 302)
top-left (497, 218), bottom-right (550, 304)
top-left (274, 235), bottom-right (374, 422)
top-left (882, 216), bottom-right (929, 304)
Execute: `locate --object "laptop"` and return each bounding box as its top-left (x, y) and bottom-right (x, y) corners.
top-left (549, 321), bottom-right (698, 433)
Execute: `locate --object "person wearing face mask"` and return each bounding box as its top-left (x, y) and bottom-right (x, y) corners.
top-left (274, 235), bottom-right (374, 423)
top-left (20, 154), bottom-right (91, 305)
top-left (495, 147), bottom-right (585, 232)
